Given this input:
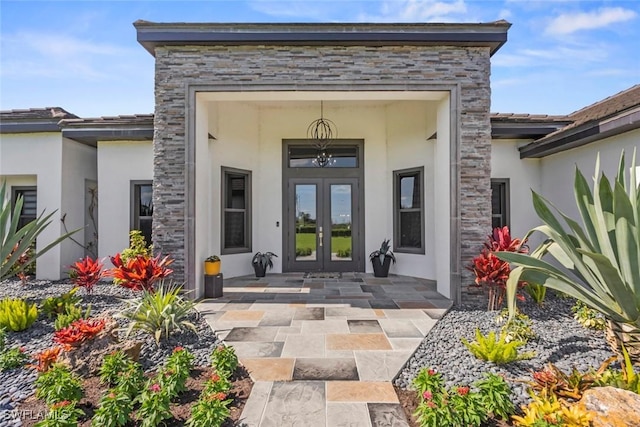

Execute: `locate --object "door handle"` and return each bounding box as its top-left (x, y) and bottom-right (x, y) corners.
top-left (318, 227), bottom-right (323, 247)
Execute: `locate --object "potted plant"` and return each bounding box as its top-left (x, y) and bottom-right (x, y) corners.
top-left (251, 252), bottom-right (277, 277)
top-left (369, 239), bottom-right (396, 277)
top-left (204, 255), bottom-right (221, 276)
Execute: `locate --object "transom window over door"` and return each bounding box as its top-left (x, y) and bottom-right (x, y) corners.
top-left (12, 187), bottom-right (37, 229)
top-left (393, 167), bottom-right (425, 254)
top-left (221, 167), bottom-right (252, 254)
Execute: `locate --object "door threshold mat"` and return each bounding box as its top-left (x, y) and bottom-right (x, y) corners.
top-left (303, 272), bottom-right (342, 279)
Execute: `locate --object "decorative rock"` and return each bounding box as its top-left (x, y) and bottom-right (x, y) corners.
top-left (578, 386), bottom-right (640, 427)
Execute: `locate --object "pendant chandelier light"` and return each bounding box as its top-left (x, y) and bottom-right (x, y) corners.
top-left (306, 101), bottom-right (337, 167)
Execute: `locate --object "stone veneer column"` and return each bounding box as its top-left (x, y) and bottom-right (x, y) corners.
top-left (152, 45), bottom-right (492, 300)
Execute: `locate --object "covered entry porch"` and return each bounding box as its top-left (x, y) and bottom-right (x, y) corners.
top-left (191, 90), bottom-right (455, 300)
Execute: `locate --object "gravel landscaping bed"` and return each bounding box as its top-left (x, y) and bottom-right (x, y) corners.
top-left (0, 279), bottom-right (223, 426)
top-left (394, 292), bottom-right (616, 410)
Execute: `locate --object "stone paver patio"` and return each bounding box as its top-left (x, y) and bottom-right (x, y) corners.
top-left (196, 272), bottom-right (452, 427)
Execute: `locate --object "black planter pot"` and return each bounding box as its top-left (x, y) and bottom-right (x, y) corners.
top-left (253, 263), bottom-right (267, 277)
top-left (371, 256), bottom-right (392, 277)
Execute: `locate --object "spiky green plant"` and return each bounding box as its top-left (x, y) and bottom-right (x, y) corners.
top-left (1, 182), bottom-right (79, 280)
top-left (498, 150), bottom-right (640, 343)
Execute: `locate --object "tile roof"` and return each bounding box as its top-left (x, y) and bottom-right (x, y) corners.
top-left (0, 107), bottom-right (78, 121)
top-left (519, 84), bottom-right (640, 157)
top-left (490, 113), bottom-right (570, 123)
top-left (59, 114), bottom-right (154, 128)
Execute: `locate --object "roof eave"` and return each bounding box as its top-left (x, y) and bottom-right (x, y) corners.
top-left (0, 122), bottom-right (61, 133)
top-left (134, 21), bottom-right (510, 57)
top-left (519, 109), bottom-right (640, 159)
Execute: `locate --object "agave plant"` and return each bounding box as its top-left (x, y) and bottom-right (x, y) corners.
top-left (1, 182), bottom-right (79, 281)
top-left (498, 150), bottom-right (640, 361)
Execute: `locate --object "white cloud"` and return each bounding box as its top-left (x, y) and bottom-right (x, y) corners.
top-left (493, 43), bottom-right (609, 68)
top-left (0, 31), bottom-right (135, 81)
top-left (498, 9), bottom-right (512, 20)
top-left (248, 1), bottom-right (337, 20)
top-left (545, 7), bottom-right (637, 35)
top-left (358, 0), bottom-right (468, 23)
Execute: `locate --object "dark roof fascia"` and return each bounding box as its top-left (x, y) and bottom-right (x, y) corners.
top-left (0, 122), bottom-right (61, 133)
top-left (134, 21), bottom-right (510, 57)
top-left (519, 109), bottom-right (640, 159)
top-left (491, 121), bottom-right (570, 140)
top-left (62, 128), bottom-right (154, 145)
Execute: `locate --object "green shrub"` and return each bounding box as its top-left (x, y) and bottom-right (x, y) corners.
top-left (295, 247), bottom-right (313, 257)
top-left (0, 298), bottom-right (38, 331)
top-left (159, 347), bottom-right (195, 399)
top-left (0, 346), bottom-right (28, 372)
top-left (186, 391), bottom-right (231, 427)
top-left (136, 381), bottom-right (172, 427)
top-left (495, 308), bottom-right (537, 343)
top-left (413, 368), bottom-right (513, 427)
top-left (524, 283), bottom-right (546, 305)
top-left (99, 351), bottom-right (144, 399)
top-left (462, 329), bottom-right (534, 364)
top-left (41, 288), bottom-right (81, 319)
top-left (35, 401), bottom-right (84, 427)
top-left (116, 281), bottom-right (196, 344)
top-left (54, 304), bottom-right (91, 330)
top-left (91, 390), bottom-right (133, 427)
top-left (572, 300), bottom-right (606, 331)
top-left (35, 364), bottom-right (83, 405)
top-left (211, 345), bottom-right (238, 377)
top-left (120, 230), bottom-right (151, 264)
top-left (336, 248), bottom-right (352, 258)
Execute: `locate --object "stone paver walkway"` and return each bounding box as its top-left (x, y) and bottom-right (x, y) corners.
top-left (196, 272), bottom-right (452, 427)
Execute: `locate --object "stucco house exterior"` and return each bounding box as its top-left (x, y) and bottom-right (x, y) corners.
top-left (1, 21), bottom-right (638, 304)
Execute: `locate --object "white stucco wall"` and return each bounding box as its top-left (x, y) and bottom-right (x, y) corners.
top-left (490, 138), bottom-right (541, 238)
top-left (540, 128), bottom-right (640, 221)
top-left (202, 99), bottom-right (442, 284)
top-left (60, 138), bottom-right (98, 275)
top-left (0, 133), bottom-right (64, 279)
top-left (97, 140), bottom-right (153, 264)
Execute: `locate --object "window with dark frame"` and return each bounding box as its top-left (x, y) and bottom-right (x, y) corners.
top-left (131, 182), bottom-right (153, 246)
top-left (393, 167), bottom-right (425, 254)
top-left (12, 187), bottom-right (37, 229)
top-left (491, 179), bottom-right (510, 229)
top-left (221, 167), bottom-right (252, 254)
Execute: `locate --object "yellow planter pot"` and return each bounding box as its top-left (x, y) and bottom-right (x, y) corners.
top-left (204, 260), bottom-right (221, 275)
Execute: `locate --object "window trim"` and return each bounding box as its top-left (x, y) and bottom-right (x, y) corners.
top-left (130, 180), bottom-right (153, 244)
top-left (11, 186), bottom-right (38, 229)
top-left (393, 166), bottom-right (425, 254)
top-left (490, 178), bottom-right (510, 229)
top-left (221, 166), bottom-right (252, 255)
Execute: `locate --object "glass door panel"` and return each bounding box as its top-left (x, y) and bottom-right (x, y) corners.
top-left (295, 184), bottom-right (318, 261)
top-left (330, 184), bottom-right (352, 261)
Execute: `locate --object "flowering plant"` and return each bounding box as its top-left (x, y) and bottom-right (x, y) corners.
top-left (159, 347), bottom-right (195, 399)
top-left (186, 388), bottom-right (231, 427)
top-left (136, 382), bottom-right (172, 427)
top-left (35, 364), bottom-right (83, 406)
top-left (413, 368), bottom-right (513, 427)
top-left (211, 345), bottom-right (238, 377)
top-left (91, 390), bottom-right (133, 427)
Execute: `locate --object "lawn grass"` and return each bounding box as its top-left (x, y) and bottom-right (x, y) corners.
top-left (296, 233), bottom-right (351, 253)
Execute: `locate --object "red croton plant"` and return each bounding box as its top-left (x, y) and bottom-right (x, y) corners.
top-left (108, 253), bottom-right (174, 292)
top-left (53, 318), bottom-right (106, 350)
top-left (69, 256), bottom-right (104, 293)
top-left (468, 226), bottom-right (528, 311)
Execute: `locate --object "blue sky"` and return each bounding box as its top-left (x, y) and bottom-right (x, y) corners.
top-left (1, 0), bottom-right (638, 117)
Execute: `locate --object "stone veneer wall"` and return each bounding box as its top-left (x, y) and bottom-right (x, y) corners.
top-left (152, 44), bottom-right (492, 300)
